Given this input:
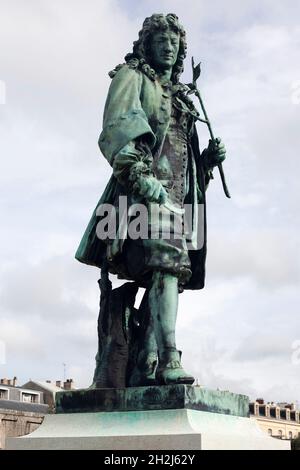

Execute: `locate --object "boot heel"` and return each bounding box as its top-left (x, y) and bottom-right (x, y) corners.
top-left (156, 349), bottom-right (195, 385)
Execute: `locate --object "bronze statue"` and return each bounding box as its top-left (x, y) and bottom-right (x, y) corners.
top-left (75, 14), bottom-right (227, 388)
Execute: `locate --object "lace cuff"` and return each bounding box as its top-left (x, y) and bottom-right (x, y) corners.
top-left (113, 140), bottom-right (154, 191)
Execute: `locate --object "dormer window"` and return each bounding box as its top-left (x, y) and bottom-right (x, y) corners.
top-left (0, 388), bottom-right (9, 399)
top-left (21, 392), bottom-right (40, 404)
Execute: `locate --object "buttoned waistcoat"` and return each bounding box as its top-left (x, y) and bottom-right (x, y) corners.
top-left (75, 64), bottom-right (209, 290)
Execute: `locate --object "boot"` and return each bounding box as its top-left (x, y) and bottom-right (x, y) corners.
top-left (128, 351), bottom-right (158, 387)
top-left (156, 348), bottom-right (195, 385)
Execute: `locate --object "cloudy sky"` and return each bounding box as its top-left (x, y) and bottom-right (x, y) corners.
top-left (0, 0), bottom-right (299, 403)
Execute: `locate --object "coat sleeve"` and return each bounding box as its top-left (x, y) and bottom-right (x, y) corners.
top-left (112, 140), bottom-right (154, 190)
top-left (98, 65), bottom-right (156, 166)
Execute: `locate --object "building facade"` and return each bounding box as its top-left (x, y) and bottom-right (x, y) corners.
top-left (0, 378), bottom-right (48, 449)
top-left (0, 376), bottom-right (76, 449)
top-left (250, 399), bottom-right (300, 441)
top-left (22, 379), bottom-right (75, 412)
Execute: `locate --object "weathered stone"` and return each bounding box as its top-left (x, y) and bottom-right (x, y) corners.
top-left (0, 408), bottom-right (45, 449)
top-left (55, 385), bottom-right (249, 417)
top-left (6, 408), bottom-right (290, 450)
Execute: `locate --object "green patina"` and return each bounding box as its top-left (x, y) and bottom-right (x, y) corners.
top-left (56, 385), bottom-right (249, 418)
top-left (75, 13), bottom-right (228, 389)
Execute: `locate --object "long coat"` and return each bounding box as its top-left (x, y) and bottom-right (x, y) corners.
top-left (75, 63), bottom-right (210, 290)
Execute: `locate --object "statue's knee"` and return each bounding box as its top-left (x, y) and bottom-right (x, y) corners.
top-left (151, 270), bottom-right (178, 289)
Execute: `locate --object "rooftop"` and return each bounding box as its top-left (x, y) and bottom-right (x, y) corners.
top-left (0, 399), bottom-right (48, 414)
top-left (27, 381), bottom-right (63, 393)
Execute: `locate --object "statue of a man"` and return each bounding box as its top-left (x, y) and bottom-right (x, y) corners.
top-left (76, 14), bottom-right (226, 387)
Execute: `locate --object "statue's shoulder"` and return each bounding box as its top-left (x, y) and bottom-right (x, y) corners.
top-left (109, 57), bottom-right (156, 82)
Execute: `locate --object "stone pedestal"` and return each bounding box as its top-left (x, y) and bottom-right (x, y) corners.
top-left (6, 385), bottom-right (290, 450)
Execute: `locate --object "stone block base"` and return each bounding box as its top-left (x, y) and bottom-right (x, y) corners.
top-left (6, 409), bottom-right (290, 450)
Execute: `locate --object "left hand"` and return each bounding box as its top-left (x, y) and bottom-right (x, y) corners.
top-left (203, 137), bottom-right (226, 169)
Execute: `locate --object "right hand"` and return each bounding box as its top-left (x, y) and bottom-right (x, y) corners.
top-left (134, 175), bottom-right (168, 204)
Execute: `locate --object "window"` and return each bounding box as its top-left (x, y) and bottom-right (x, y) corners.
top-left (289, 431), bottom-right (293, 440)
top-left (259, 405), bottom-right (266, 417)
top-left (278, 430), bottom-right (283, 439)
top-left (0, 389), bottom-right (8, 400)
top-left (280, 409), bottom-right (287, 420)
top-left (22, 392), bottom-right (39, 403)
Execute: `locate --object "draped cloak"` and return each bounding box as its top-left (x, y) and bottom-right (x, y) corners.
top-left (75, 64), bottom-right (213, 290)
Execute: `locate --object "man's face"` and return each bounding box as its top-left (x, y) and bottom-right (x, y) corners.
top-left (150, 30), bottom-right (180, 70)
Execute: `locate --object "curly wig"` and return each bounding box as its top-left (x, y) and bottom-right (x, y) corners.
top-left (125, 13), bottom-right (187, 84)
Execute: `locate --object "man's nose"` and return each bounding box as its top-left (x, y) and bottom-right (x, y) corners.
top-left (164, 40), bottom-right (172, 52)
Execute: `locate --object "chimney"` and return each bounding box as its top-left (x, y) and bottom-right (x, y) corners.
top-left (7, 379), bottom-right (11, 386)
top-left (13, 377), bottom-right (17, 387)
top-left (63, 379), bottom-right (74, 391)
top-left (56, 381), bottom-right (62, 388)
top-left (285, 403), bottom-right (295, 411)
top-left (1, 378), bottom-right (8, 385)
top-left (257, 398), bottom-right (264, 405)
